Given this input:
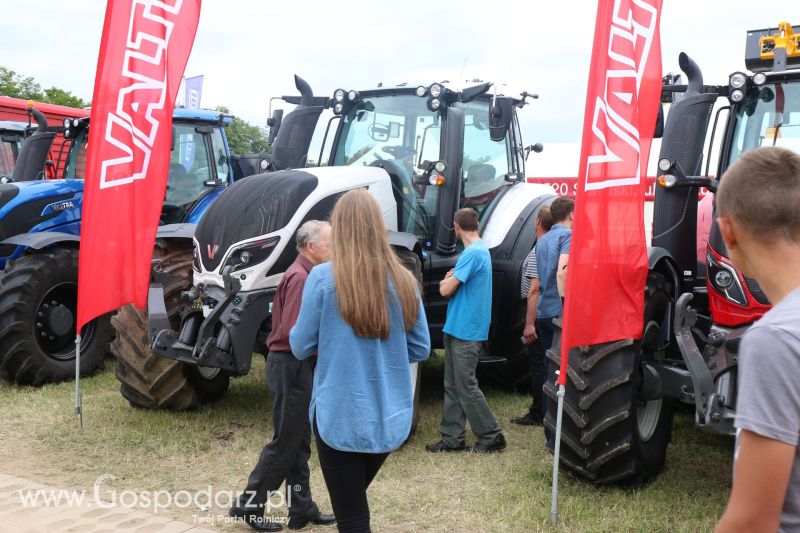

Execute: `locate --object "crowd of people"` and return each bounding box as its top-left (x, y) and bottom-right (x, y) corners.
top-left (225, 146), bottom-right (800, 533)
top-left (226, 183), bottom-right (577, 532)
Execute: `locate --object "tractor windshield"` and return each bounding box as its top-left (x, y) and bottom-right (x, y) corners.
top-left (727, 82), bottom-right (800, 166)
top-left (161, 122), bottom-right (229, 224)
top-left (62, 122), bottom-right (230, 225)
top-left (0, 135), bottom-right (19, 178)
top-left (458, 100), bottom-right (515, 217)
top-left (332, 94), bottom-right (441, 238)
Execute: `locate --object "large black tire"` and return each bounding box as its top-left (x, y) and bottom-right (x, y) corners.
top-left (478, 324), bottom-right (529, 391)
top-left (0, 248), bottom-right (112, 385)
top-left (476, 297), bottom-right (530, 392)
top-left (544, 272), bottom-right (674, 486)
top-left (111, 241), bottom-right (230, 410)
top-left (394, 248), bottom-right (424, 435)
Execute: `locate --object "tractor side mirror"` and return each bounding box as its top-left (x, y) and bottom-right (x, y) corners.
top-left (489, 96), bottom-right (514, 142)
top-left (267, 109), bottom-right (284, 145)
top-left (524, 143), bottom-right (543, 161)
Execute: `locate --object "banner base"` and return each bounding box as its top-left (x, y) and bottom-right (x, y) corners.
top-left (74, 335), bottom-right (82, 429)
top-left (550, 383), bottom-right (565, 524)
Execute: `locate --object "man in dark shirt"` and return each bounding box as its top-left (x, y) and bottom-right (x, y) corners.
top-left (512, 205), bottom-right (553, 426)
top-left (231, 220), bottom-right (335, 532)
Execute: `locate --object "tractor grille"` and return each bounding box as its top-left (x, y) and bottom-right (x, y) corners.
top-left (744, 276), bottom-right (770, 305)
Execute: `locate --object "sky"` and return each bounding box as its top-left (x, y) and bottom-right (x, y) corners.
top-left (2, 1), bottom-right (795, 150)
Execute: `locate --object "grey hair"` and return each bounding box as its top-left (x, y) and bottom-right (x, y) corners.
top-left (296, 220), bottom-right (329, 252)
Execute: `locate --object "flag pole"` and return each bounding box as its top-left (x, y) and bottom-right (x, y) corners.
top-left (74, 334), bottom-right (82, 428)
top-left (550, 378), bottom-right (565, 523)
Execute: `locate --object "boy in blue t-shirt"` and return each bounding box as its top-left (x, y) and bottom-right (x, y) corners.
top-left (426, 208), bottom-right (506, 454)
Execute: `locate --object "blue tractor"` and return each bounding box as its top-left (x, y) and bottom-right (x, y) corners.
top-left (0, 108), bottom-right (237, 387)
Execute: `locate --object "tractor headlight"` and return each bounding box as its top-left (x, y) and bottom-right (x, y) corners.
top-left (729, 72), bottom-right (747, 89)
top-left (334, 89), bottom-right (346, 102)
top-left (657, 174), bottom-right (678, 188)
top-left (333, 102), bottom-right (344, 115)
top-left (429, 84), bottom-right (442, 98)
top-left (224, 236), bottom-right (280, 273)
top-left (714, 270), bottom-right (733, 289)
top-left (729, 89), bottom-right (745, 103)
top-left (427, 97), bottom-right (441, 111)
top-left (753, 72), bottom-right (767, 86)
top-left (416, 85), bottom-right (427, 97)
top-left (707, 252), bottom-right (747, 306)
top-left (63, 118), bottom-right (71, 129)
top-left (347, 90), bottom-right (360, 101)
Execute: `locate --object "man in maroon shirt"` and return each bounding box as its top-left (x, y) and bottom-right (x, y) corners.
top-left (231, 220), bottom-right (335, 532)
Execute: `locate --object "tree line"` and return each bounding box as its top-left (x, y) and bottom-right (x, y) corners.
top-left (0, 66), bottom-right (270, 156)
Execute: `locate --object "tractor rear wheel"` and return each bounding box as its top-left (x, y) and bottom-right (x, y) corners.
top-left (111, 240), bottom-right (230, 410)
top-left (543, 272), bottom-right (674, 486)
top-left (394, 247), bottom-right (424, 435)
top-left (0, 247), bottom-right (112, 385)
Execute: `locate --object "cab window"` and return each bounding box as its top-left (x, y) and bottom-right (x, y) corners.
top-left (459, 100), bottom-right (512, 215)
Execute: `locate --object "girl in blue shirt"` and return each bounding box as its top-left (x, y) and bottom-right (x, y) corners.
top-left (290, 189), bottom-right (431, 533)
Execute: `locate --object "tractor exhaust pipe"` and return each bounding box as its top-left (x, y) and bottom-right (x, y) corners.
top-left (679, 52), bottom-right (703, 96)
top-left (29, 105), bottom-right (49, 133)
top-left (294, 75), bottom-right (314, 107)
top-left (651, 53), bottom-right (717, 285)
top-left (270, 75), bottom-right (324, 170)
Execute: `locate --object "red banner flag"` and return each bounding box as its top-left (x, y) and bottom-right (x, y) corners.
top-left (77, 0), bottom-right (201, 330)
top-left (559, 0), bottom-right (662, 382)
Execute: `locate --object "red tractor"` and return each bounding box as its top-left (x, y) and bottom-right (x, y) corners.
top-left (545, 22), bottom-right (800, 485)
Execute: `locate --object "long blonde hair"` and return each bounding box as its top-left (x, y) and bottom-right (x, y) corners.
top-left (330, 189), bottom-right (419, 339)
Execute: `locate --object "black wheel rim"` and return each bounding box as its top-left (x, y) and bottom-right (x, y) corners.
top-left (34, 281), bottom-right (96, 361)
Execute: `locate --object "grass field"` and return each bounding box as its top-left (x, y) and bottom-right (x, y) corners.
top-left (0, 354), bottom-right (733, 532)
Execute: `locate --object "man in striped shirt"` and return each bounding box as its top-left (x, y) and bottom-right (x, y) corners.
top-left (512, 205), bottom-right (553, 426)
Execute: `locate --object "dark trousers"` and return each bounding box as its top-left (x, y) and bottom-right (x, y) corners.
top-left (314, 419), bottom-right (388, 533)
top-left (527, 317), bottom-right (555, 419)
top-left (241, 351), bottom-right (317, 519)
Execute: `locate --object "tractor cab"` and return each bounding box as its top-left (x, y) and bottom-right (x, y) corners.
top-left (0, 121), bottom-right (26, 181)
top-left (60, 109), bottom-right (234, 225)
top-left (320, 82), bottom-right (533, 254)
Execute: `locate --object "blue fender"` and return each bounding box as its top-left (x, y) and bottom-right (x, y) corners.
top-left (1, 231), bottom-right (80, 249)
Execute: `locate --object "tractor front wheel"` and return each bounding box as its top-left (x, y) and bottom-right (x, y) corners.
top-left (0, 248), bottom-right (112, 385)
top-left (543, 272), bottom-right (674, 486)
top-left (111, 240), bottom-right (230, 410)
top-left (394, 248), bottom-right (424, 435)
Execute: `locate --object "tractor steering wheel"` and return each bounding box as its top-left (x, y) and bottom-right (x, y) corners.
top-left (381, 145), bottom-right (416, 159)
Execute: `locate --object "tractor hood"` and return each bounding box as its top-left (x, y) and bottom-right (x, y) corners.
top-left (192, 165), bottom-right (395, 292)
